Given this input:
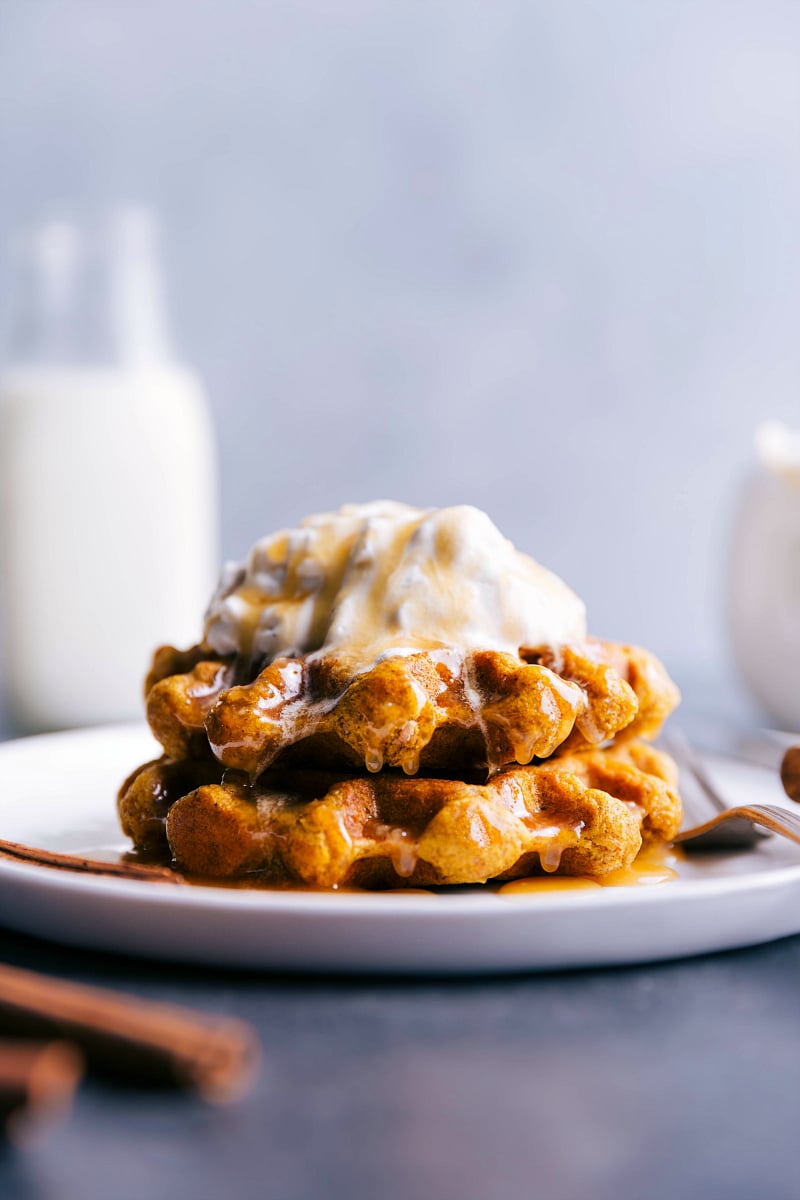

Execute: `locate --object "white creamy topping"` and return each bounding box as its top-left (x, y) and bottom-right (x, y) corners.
top-left (204, 501), bottom-right (586, 668)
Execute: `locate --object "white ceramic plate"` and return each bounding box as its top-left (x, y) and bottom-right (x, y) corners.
top-left (0, 724), bottom-right (799, 974)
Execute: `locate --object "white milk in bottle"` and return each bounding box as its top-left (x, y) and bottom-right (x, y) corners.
top-left (0, 211), bottom-right (219, 728)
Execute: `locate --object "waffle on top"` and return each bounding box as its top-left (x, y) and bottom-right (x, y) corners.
top-left (145, 636), bottom-right (679, 779)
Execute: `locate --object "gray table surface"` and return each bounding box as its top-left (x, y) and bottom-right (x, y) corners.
top-left (0, 681), bottom-right (797, 1200)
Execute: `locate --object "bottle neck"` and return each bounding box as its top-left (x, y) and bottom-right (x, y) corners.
top-left (4, 211), bottom-right (174, 368)
top-left (6, 223), bottom-right (85, 363)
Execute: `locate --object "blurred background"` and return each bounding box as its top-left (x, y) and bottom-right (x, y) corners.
top-left (0, 0), bottom-right (798, 727)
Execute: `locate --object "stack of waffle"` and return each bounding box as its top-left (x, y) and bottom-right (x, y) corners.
top-left (118, 636), bottom-right (682, 888)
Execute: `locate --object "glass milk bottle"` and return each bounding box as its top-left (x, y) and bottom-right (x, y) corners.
top-left (0, 210), bottom-right (219, 728)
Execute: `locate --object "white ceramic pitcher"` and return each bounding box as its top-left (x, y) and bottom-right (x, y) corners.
top-left (729, 422), bottom-right (800, 732)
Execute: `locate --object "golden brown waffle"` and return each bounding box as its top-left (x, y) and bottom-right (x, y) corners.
top-left (144, 637), bottom-right (679, 777)
top-left (118, 740), bottom-right (681, 888)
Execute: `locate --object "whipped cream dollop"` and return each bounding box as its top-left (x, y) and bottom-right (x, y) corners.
top-left (204, 501), bottom-right (587, 669)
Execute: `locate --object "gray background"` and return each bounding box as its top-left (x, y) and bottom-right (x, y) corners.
top-left (1, 0), bottom-right (798, 687)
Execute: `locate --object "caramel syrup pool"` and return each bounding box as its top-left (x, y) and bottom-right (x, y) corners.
top-left (117, 840), bottom-right (682, 894)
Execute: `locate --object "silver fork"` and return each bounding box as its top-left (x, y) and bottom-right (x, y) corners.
top-left (664, 731), bottom-right (800, 853)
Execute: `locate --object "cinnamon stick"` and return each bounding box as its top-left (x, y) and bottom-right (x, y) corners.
top-left (0, 838), bottom-right (184, 883)
top-left (781, 745), bottom-right (800, 803)
top-left (0, 963), bottom-right (259, 1103)
top-left (0, 1040), bottom-right (84, 1144)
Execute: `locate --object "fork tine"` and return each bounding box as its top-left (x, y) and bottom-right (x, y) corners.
top-left (739, 806), bottom-right (800, 846)
top-left (663, 731), bottom-right (772, 849)
top-left (759, 805), bottom-right (800, 835)
top-left (663, 730), bottom-right (800, 851)
top-left (676, 803), bottom-right (800, 852)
